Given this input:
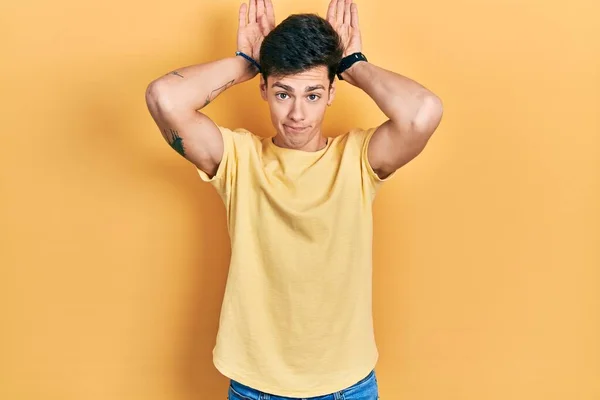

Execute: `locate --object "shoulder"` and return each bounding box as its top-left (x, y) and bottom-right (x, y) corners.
top-left (347, 126), bottom-right (398, 184)
top-left (216, 125), bottom-right (263, 149)
top-left (197, 126), bottom-right (259, 182)
top-left (347, 126), bottom-right (377, 143)
top-left (337, 127), bottom-right (378, 154)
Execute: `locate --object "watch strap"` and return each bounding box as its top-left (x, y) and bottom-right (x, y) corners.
top-left (336, 52), bottom-right (368, 80)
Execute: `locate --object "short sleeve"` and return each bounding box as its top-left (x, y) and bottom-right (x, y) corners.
top-left (358, 126), bottom-right (397, 189)
top-left (196, 125), bottom-right (251, 201)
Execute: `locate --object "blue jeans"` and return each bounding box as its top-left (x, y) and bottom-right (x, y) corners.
top-left (228, 369), bottom-right (379, 400)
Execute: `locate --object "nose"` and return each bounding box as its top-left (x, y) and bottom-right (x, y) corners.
top-left (288, 99), bottom-right (305, 122)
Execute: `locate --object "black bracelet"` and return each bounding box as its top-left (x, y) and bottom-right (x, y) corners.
top-left (235, 51), bottom-right (262, 73)
top-left (336, 52), bottom-right (368, 80)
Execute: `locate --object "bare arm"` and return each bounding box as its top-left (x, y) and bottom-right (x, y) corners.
top-left (146, 56), bottom-right (257, 113)
top-left (145, 57), bottom-right (257, 177)
top-left (327, 0), bottom-right (443, 179)
top-left (144, 0), bottom-right (275, 178)
top-left (342, 61), bottom-right (443, 178)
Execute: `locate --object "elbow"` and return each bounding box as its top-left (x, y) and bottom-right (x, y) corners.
top-left (145, 79), bottom-right (168, 101)
top-left (413, 95), bottom-right (444, 136)
top-left (145, 81), bottom-right (178, 114)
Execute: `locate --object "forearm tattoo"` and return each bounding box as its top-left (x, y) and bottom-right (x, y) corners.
top-left (168, 71), bottom-right (184, 78)
top-left (162, 128), bottom-right (185, 157)
top-left (204, 79), bottom-right (235, 107)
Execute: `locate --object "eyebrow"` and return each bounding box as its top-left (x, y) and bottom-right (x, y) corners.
top-left (271, 82), bottom-right (326, 92)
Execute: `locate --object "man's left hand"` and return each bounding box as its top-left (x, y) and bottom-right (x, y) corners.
top-left (326, 0), bottom-right (362, 57)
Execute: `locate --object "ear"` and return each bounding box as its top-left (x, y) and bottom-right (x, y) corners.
top-left (260, 75), bottom-right (268, 101)
top-left (327, 80), bottom-right (336, 106)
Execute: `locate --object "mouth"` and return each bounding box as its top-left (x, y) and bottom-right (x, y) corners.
top-left (284, 125), bottom-right (309, 133)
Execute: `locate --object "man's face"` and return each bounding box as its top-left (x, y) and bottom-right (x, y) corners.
top-left (260, 66), bottom-right (336, 147)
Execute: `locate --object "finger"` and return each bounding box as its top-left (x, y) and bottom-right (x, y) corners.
top-left (344, 0), bottom-right (351, 25)
top-left (265, 0), bottom-right (276, 27)
top-left (326, 0), bottom-right (336, 22)
top-left (336, 0), bottom-right (344, 25)
top-left (257, 0), bottom-right (265, 19)
top-left (350, 2), bottom-right (359, 28)
top-left (239, 3), bottom-right (247, 27)
top-left (248, 0), bottom-right (256, 23)
top-left (259, 14), bottom-right (270, 36)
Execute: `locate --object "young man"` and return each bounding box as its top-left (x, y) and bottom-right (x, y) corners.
top-left (145, 0), bottom-right (443, 398)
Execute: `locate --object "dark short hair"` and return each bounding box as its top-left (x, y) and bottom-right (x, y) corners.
top-left (259, 14), bottom-right (344, 85)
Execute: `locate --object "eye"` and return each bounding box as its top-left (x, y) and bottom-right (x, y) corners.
top-left (307, 94), bottom-right (320, 101)
top-left (275, 93), bottom-right (289, 100)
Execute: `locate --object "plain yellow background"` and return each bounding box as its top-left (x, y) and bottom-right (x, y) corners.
top-left (1, 0), bottom-right (599, 399)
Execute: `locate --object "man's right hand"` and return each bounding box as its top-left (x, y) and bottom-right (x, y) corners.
top-left (237, 0), bottom-right (276, 62)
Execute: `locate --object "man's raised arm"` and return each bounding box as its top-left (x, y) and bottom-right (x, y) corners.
top-left (145, 57), bottom-right (257, 177)
top-left (144, 0), bottom-right (275, 178)
top-left (327, 0), bottom-right (443, 179)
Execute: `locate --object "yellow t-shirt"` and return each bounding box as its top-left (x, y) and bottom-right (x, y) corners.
top-left (197, 126), bottom-right (395, 398)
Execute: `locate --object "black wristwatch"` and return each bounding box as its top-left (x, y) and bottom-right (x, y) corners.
top-left (337, 52), bottom-right (368, 80)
